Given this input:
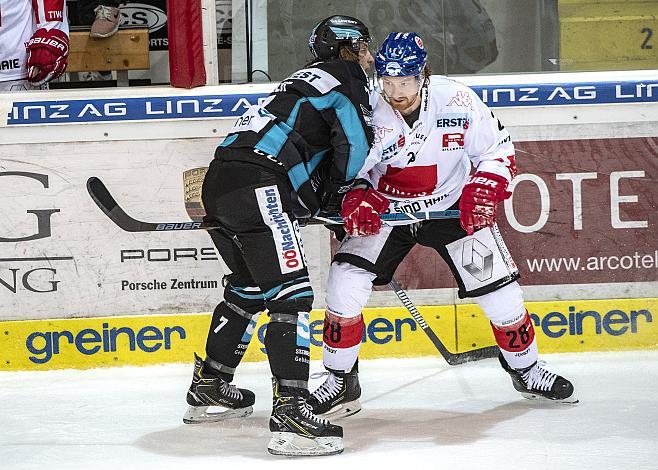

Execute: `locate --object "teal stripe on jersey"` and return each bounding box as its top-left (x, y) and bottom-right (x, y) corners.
top-left (307, 91), bottom-right (369, 180)
top-left (287, 148), bottom-right (330, 191)
top-left (253, 97), bottom-right (305, 158)
top-left (219, 134), bottom-right (238, 147)
top-left (254, 122), bottom-right (292, 156)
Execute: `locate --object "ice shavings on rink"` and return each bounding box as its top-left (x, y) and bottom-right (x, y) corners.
top-left (1, 351), bottom-right (657, 470)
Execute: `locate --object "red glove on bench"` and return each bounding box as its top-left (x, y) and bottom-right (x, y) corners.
top-left (26, 28), bottom-right (69, 85)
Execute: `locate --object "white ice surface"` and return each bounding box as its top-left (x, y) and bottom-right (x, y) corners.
top-left (1, 351), bottom-right (657, 470)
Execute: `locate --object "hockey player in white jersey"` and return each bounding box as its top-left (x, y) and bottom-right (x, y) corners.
top-left (308, 32), bottom-right (576, 419)
top-left (0, 0), bottom-right (69, 92)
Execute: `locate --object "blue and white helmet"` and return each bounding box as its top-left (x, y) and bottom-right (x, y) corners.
top-left (375, 32), bottom-right (427, 77)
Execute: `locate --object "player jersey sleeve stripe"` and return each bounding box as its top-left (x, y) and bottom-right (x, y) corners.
top-left (287, 148), bottom-right (331, 191)
top-left (219, 134), bottom-right (239, 147)
top-left (307, 91), bottom-right (369, 180)
top-left (254, 122), bottom-right (292, 156)
top-left (253, 97), bottom-right (307, 157)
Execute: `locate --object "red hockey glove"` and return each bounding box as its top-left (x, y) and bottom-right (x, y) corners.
top-left (26, 28), bottom-right (69, 86)
top-left (459, 171), bottom-right (511, 235)
top-left (341, 187), bottom-right (390, 237)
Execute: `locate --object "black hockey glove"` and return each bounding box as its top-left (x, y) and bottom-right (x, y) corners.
top-left (319, 178), bottom-right (354, 213)
top-left (290, 191), bottom-right (312, 226)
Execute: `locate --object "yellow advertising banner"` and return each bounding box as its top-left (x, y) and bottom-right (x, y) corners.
top-left (1, 298), bottom-right (655, 371)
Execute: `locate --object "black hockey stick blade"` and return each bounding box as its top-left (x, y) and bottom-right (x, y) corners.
top-left (389, 278), bottom-right (498, 365)
top-left (87, 177), bottom-right (208, 232)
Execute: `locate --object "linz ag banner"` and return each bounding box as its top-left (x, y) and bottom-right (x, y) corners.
top-left (5, 80), bottom-right (658, 126)
top-left (392, 137), bottom-right (658, 288)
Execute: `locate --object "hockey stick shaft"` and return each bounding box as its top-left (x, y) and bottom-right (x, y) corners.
top-left (87, 177), bottom-right (460, 233)
top-left (388, 278), bottom-right (499, 365)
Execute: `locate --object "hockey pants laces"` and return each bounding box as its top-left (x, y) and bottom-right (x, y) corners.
top-left (522, 360), bottom-right (557, 391)
top-left (310, 371), bottom-right (343, 404)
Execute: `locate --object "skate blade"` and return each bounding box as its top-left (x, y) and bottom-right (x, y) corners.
top-left (267, 432), bottom-right (343, 457)
top-left (521, 392), bottom-right (580, 405)
top-left (182, 405), bottom-right (253, 424)
top-left (321, 399), bottom-right (362, 420)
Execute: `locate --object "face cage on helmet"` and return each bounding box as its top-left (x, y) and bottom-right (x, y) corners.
top-left (341, 37), bottom-right (371, 56)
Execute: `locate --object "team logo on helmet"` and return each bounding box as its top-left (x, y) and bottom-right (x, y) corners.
top-left (390, 47), bottom-right (405, 60)
top-left (415, 36), bottom-right (424, 49)
top-left (385, 62), bottom-right (402, 76)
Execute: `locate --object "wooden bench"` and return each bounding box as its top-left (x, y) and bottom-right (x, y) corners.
top-left (67, 27), bottom-right (150, 86)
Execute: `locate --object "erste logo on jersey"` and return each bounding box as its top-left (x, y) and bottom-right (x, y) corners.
top-left (382, 133), bottom-right (406, 160)
top-left (286, 67), bottom-right (340, 94)
top-left (436, 113), bottom-right (469, 129)
top-left (442, 133), bottom-right (464, 151)
top-left (255, 186), bottom-right (304, 274)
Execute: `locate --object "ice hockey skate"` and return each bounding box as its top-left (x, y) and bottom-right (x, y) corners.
top-left (499, 353), bottom-right (578, 404)
top-left (268, 377), bottom-right (344, 456)
top-left (307, 364), bottom-right (361, 419)
top-left (183, 353), bottom-right (255, 424)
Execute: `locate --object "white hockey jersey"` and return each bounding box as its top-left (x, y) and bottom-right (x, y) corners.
top-left (0, 0), bottom-right (69, 82)
top-left (360, 76), bottom-right (516, 223)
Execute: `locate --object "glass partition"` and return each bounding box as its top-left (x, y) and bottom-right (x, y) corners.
top-left (57, 0), bottom-right (658, 87)
top-left (240, 0), bottom-right (657, 83)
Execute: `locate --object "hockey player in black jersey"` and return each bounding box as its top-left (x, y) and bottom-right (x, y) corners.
top-left (183, 15), bottom-right (389, 457)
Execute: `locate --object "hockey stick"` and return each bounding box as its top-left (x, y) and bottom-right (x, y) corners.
top-left (86, 176), bottom-right (460, 233)
top-left (388, 278), bottom-right (499, 365)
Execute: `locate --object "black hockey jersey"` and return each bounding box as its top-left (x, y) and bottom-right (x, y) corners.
top-left (215, 59), bottom-right (374, 215)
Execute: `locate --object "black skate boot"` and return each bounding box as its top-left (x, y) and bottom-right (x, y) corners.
top-left (499, 353), bottom-right (578, 404)
top-left (183, 353), bottom-right (255, 423)
top-left (307, 363), bottom-right (361, 419)
top-left (268, 377), bottom-right (344, 456)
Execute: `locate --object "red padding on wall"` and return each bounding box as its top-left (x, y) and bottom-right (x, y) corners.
top-left (167, 0), bottom-right (206, 88)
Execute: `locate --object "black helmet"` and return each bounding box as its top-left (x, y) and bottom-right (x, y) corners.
top-left (308, 15), bottom-right (371, 60)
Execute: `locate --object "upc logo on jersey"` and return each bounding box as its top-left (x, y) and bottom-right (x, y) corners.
top-left (462, 238), bottom-right (494, 281)
top-left (255, 186), bottom-right (304, 274)
top-left (447, 91), bottom-right (474, 110)
top-left (442, 133), bottom-right (464, 151)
